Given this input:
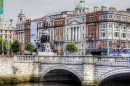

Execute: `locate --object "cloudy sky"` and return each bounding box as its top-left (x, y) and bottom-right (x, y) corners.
top-left (3, 0), bottom-right (130, 26)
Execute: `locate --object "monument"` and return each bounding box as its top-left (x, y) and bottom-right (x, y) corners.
top-left (38, 18), bottom-right (54, 56)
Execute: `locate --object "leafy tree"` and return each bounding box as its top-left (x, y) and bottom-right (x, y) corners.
top-left (25, 42), bottom-right (34, 52)
top-left (11, 40), bottom-right (20, 54)
top-left (65, 42), bottom-right (78, 53)
top-left (0, 37), bottom-right (8, 54)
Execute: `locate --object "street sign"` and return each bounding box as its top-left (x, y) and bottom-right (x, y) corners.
top-left (6, 42), bottom-right (10, 49)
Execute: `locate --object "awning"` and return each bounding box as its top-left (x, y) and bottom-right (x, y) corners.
top-left (98, 48), bottom-right (108, 52)
top-left (100, 28), bottom-right (106, 32)
top-left (114, 28), bottom-right (119, 32)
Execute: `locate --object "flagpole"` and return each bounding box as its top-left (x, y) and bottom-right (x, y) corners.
top-left (1, 14), bottom-right (3, 57)
top-left (1, 0), bottom-right (4, 57)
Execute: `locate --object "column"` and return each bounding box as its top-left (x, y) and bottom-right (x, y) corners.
top-left (73, 27), bottom-right (74, 41)
top-left (71, 27), bottom-right (73, 41)
top-left (76, 27), bottom-right (77, 41)
top-left (79, 27), bottom-right (80, 40)
top-left (126, 25), bottom-right (129, 48)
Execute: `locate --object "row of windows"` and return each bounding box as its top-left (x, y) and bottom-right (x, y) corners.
top-left (101, 23), bottom-right (128, 28)
top-left (56, 22), bottom-right (63, 25)
top-left (101, 32), bottom-right (127, 38)
top-left (100, 15), bottom-right (130, 21)
top-left (17, 25), bottom-right (24, 30)
top-left (0, 31), bottom-right (13, 34)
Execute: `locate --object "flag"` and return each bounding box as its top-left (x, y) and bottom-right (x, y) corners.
top-left (0, 0), bottom-right (3, 14)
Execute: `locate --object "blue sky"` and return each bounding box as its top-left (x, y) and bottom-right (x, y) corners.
top-left (3, 0), bottom-right (130, 26)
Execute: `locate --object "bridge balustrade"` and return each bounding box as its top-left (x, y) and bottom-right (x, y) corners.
top-left (93, 56), bottom-right (130, 66)
top-left (16, 55), bottom-right (34, 61)
top-left (39, 56), bottom-right (84, 63)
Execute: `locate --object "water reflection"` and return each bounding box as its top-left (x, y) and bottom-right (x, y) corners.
top-left (4, 82), bottom-right (77, 86)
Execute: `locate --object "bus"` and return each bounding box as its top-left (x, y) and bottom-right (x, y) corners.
top-left (108, 48), bottom-right (130, 56)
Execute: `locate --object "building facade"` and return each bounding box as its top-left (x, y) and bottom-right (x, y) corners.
top-left (24, 19), bottom-right (31, 44)
top-left (0, 21), bottom-right (15, 43)
top-left (16, 10), bottom-right (26, 44)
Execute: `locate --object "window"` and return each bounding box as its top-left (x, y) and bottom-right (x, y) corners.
top-left (92, 17), bottom-right (94, 21)
top-left (108, 32), bottom-right (112, 37)
top-left (109, 41), bottom-right (112, 48)
top-left (109, 15), bottom-right (112, 18)
top-left (67, 35), bottom-right (68, 40)
top-left (82, 18), bottom-right (84, 21)
top-left (114, 32), bottom-right (119, 37)
top-left (101, 32), bottom-right (105, 37)
top-left (103, 24), bottom-right (106, 28)
top-left (122, 33), bottom-right (126, 38)
top-left (82, 44), bottom-right (84, 47)
top-left (109, 23), bottom-right (112, 28)
top-left (83, 34), bottom-right (84, 39)
top-left (83, 27), bottom-right (84, 30)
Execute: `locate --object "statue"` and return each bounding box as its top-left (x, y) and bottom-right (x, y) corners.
top-left (43, 19), bottom-right (48, 30)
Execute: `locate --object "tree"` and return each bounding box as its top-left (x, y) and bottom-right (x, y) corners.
top-left (65, 42), bottom-right (78, 53)
top-left (11, 40), bottom-right (20, 54)
top-left (25, 42), bottom-right (34, 52)
top-left (0, 37), bottom-right (8, 54)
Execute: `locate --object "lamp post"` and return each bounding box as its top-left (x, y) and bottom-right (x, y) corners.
top-left (8, 19), bottom-right (13, 56)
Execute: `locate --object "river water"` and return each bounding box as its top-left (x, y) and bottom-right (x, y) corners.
top-left (4, 81), bottom-right (130, 86)
top-left (4, 82), bottom-right (78, 86)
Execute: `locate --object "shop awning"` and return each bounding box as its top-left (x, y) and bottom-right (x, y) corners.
top-left (98, 48), bottom-right (108, 52)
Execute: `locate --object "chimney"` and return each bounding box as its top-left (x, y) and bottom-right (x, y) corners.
top-left (109, 7), bottom-right (117, 12)
top-left (94, 6), bottom-right (99, 12)
top-left (101, 6), bottom-right (107, 11)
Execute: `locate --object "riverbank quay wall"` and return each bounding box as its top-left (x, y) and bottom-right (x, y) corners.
top-left (0, 56), bottom-right (39, 83)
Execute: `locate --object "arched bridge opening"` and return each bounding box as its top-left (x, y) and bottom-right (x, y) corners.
top-left (99, 73), bottom-right (130, 86)
top-left (40, 68), bottom-right (82, 86)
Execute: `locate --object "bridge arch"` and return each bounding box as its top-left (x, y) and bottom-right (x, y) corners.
top-left (40, 65), bottom-right (82, 82)
top-left (97, 68), bottom-right (130, 86)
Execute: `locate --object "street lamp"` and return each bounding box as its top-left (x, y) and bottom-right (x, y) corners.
top-left (6, 19), bottom-right (13, 57)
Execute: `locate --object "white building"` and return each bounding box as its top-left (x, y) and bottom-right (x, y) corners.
top-left (16, 9), bottom-right (26, 44)
top-left (0, 20), bottom-right (15, 43)
top-left (99, 6), bottom-right (130, 48)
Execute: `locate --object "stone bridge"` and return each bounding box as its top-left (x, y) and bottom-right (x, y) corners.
top-left (13, 55), bottom-right (130, 86)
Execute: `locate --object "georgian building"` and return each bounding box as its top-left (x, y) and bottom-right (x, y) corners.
top-left (54, 17), bottom-right (65, 54)
top-left (99, 6), bottom-right (130, 49)
top-left (16, 9), bottom-right (26, 44)
top-left (0, 21), bottom-right (15, 43)
top-left (24, 19), bottom-right (31, 43)
top-left (86, 9), bottom-right (100, 53)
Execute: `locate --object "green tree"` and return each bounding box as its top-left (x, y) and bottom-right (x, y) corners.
top-left (11, 40), bottom-right (20, 54)
top-left (65, 42), bottom-right (78, 53)
top-left (25, 42), bottom-right (34, 52)
top-left (0, 37), bottom-right (8, 54)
